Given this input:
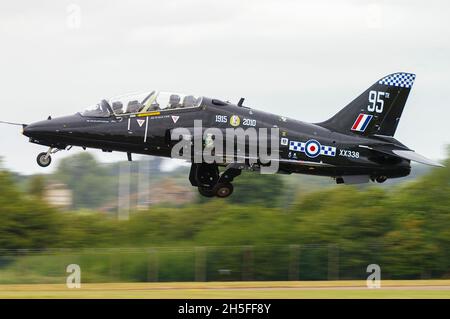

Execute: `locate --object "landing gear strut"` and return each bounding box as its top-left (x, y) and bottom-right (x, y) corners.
top-left (36, 147), bottom-right (68, 168)
top-left (190, 163), bottom-right (241, 198)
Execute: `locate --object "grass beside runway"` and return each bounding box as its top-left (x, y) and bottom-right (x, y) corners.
top-left (0, 280), bottom-right (449, 299)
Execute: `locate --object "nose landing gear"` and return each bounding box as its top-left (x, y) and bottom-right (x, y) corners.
top-left (36, 146), bottom-right (71, 167)
top-left (37, 152), bottom-right (52, 167)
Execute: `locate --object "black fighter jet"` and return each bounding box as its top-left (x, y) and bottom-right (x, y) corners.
top-left (2, 72), bottom-right (443, 198)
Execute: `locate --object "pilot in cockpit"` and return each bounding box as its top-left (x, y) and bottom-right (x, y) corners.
top-left (182, 95), bottom-right (196, 108)
top-left (126, 100), bottom-right (142, 113)
top-left (148, 101), bottom-right (160, 111)
top-left (167, 94), bottom-right (181, 109)
top-left (112, 101), bottom-right (123, 114)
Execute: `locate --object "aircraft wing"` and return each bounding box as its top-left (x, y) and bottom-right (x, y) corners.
top-left (275, 158), bottom-right (335, 167)
top-left (234, 154), bottom-right (335, 167)
top-left (190, 151), bottom-right (335, 168)
top-left (360, 145), bottom-right (444, 167)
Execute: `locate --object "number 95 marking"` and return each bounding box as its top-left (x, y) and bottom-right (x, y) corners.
top-left (368, 90), bottom-right (385, 113)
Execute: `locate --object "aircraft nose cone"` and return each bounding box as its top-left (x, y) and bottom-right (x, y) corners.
top-left (22, 114), bottom-right (81, 139)
top-left (22, 123), bottom-right (32, 137)
top-left (22, 120), bottom-right (54, 138)
top-left (22, 122), bottom-right (40, 137)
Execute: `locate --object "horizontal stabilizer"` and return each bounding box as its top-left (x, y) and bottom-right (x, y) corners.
top-left (391, 150), bottom-right (444, 167)
top-left (363, 144), bottom-right (444, 167)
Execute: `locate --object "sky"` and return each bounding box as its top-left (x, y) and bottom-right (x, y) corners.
top-left (0, 0), bottom-right (448, 175)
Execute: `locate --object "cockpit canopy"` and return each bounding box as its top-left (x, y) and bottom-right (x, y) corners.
top-left (81, 91), bottom-right (203, 117)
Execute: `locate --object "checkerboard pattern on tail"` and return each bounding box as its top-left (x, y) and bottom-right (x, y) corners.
top-left (378, 72), bottom-right (416, 88)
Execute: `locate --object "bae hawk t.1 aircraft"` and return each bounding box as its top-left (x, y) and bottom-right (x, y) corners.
top-left (1, 72), bottom-right (443, 198)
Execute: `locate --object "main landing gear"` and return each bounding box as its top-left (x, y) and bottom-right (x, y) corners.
top-left (198, 182), bottom-right (235, 198)
top-left (190, 163), bottom-right (242, 198)
top-left (375, 176), bottom-right (387, 183)
top-left (36, 146), bottom-right (71, 167)
top-left (369, 175), bottom-right (388, 183)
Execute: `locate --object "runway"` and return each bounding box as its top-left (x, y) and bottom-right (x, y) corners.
top-left (0, 280), bottom-right (449, 298)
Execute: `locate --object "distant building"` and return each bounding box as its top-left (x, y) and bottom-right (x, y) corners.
top-left (99, 177), bottom-right (196, 214)
top-left (144, 178), bottom-right (196, 207)
top-left (44, 183), bottom-right (73, 209)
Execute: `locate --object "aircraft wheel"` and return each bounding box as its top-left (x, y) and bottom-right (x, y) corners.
top-left (376, 176), bottom-right (387, 183)
top-left (198, 186), bottom-right (215, 198)
top-left (37, 152), bottom-right (52, 167)
top-left (213, 182), bottom-right (234, 198)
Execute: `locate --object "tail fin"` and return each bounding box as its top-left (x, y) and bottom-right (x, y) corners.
top-left (317, 72), bottom-right (416, 137)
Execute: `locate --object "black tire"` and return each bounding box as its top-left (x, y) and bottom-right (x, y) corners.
top-left (376, 176), bottom-right (387, 183)
top-left (37, 152), bottom-right (51, 167)
top-left (213, 182), bottom-right (234, 198)
top-left (198, 186), bottom-right (215, 197)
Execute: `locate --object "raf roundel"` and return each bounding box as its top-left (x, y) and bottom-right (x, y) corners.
top-left (304, 139), bottom-right (321, 158)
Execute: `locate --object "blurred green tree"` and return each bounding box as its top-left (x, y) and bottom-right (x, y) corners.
top-left (54, 152), bottom-right (117, 209)
top-left (27, 175), bottom-right (46, 200)
top-left (0, 148), bottom-right (448, 280)
top-left (226, 171), bottom-right (285, 207)
top-left (0, 170), bottom-right (61, 249)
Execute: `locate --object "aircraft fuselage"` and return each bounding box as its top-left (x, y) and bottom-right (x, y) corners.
top-left (23, 97), bottom-right (411, 182)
